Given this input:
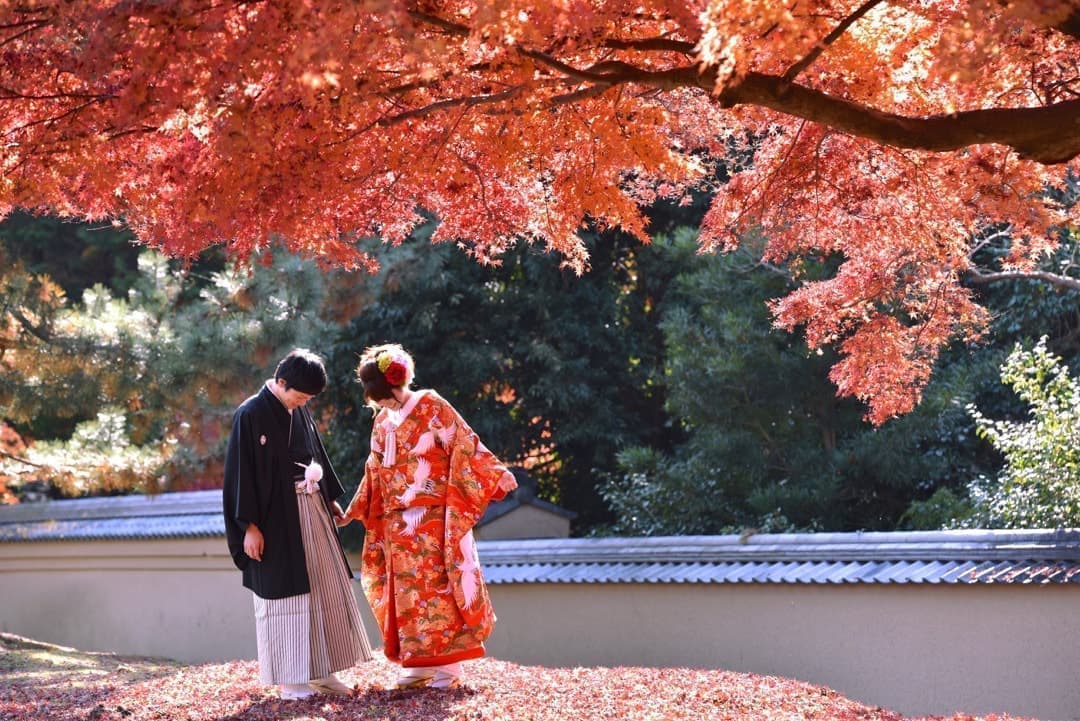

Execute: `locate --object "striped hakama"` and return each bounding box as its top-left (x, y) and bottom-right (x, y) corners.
top-left (253, 482), bottom-right (373, 684)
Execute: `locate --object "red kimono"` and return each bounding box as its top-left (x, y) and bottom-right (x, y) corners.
top-left (345, 390), bottom-right (511, 667)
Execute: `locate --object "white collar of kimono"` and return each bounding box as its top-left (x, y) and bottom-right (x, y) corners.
top-left (384, 389), bottom-right (425, 427)
top-left (264, 380), bottom-right (286, 410)
top-left (379, 390), bottom-right (426, 467)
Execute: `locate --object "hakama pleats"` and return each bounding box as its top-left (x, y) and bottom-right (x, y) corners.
top-left (253, 484), bottom-right (372, 684)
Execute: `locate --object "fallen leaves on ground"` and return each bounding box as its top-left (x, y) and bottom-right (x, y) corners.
top-left (0, 633), bottom-right (1034, 721)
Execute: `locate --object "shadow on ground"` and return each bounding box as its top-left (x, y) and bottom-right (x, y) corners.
top-left (1, 632), bottom-right (185, 721)
top-left (0, 631), bottom-right (183, 686)
top-left (210, 685), bottom-right (470, 721)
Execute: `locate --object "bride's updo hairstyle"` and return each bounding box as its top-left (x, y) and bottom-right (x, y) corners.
top-left (356, 343), bottom-right (415, 408)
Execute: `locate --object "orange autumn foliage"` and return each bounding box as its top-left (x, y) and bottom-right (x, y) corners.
top-left (1, 1), bottom-right (1078, 423)
top-left (0, 423), bottom-right (27, 504)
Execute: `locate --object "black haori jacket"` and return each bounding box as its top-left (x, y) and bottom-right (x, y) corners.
top-left (223, 384), bottom-right (352, 599)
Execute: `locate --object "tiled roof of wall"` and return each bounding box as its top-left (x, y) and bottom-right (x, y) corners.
top-left (0, 490), bottom-right (224, 541)
top-left (480, 493), bottom-right (577, 525)
top-left (478, 532), bottom-right (1080, 585)
top-left (2, 491), bottom-right (1078, 584)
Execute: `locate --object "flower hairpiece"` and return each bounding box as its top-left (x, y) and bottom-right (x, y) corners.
top-left (376, 350), bottom-right (409, 386)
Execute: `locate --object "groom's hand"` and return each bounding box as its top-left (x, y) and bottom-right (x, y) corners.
top-left (244, 524), bottom-right (264, 561)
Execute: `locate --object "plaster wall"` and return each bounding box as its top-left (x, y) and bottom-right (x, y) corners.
top-left (2, 539), bottom-right (1075, 720)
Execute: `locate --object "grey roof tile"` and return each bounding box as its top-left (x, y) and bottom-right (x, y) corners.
top-left (787, 561), bottom-right (826, 583)
top-left (0, 514), bottom-right (224, 541)
top-left (847, 561), bottom-right (892, 583)
top-left (936, 560), bottom-right (980, 583)
top-left (821, 561), bottom-right (863, 583)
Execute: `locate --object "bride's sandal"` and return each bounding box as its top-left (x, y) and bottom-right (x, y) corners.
top-left (430, 670), bottom-right (461, 689)
top-left (394, 670), bottom-right (435, 690)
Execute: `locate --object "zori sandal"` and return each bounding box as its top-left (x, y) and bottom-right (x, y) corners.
top-left (309, 675), bottom-right (355, 696)
top-left (394, 670), bottom-right (435, 690)
top-left (279, 684), bottom-right (316, 701)
top-left (430, 670), bottom-right (461, 689)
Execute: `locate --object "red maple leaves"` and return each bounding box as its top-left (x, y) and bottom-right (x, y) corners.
top-left (2, 1), bottom-right (1078, 421)
top-left (0, 642), bottom-right (1041, 721)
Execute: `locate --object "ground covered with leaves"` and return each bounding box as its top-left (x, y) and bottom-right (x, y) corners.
top-left (0, 633), bottom-right (1034, 721)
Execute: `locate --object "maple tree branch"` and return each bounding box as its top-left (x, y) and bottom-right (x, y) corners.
top-left (528, 50), bottom-right (1080, 166)
top-left (0, 86), bottom-right (114, 101)
top-left (964, 268), bottom-right (1080, 292)
top-left (913, 274), bottom-right (952, 344)
top-left (430, 103), bottom-right (470, 166)
top-left (733, 119), bottom-right (810, 231)
top-left (387, 44), bottom-right (1080, 162)
top-left (518, 59), bottom-right (1080, 165)
top-left (105, 124), bottom-right (161, 141)
top-left (0, 449), bottom-right (46, 468)
top-left (407, 10), bottom-right (469, 37)
top-left (0, 17), bottom-right (47, 30)
top-left (968, 228), bottom-right (1012, 257)
top-left (548, 84), bottom-right (611, 106)
top-left (782, 0), bottom-right (886, 84)
top-left (601, 36), bottom-right (696, 54)
top-left (376, 87), bottom-right (522, 127)
top-left (408, 8), bottom-right (698, 56)
top-left (715, 71), bottom-right (1080, 163)
top-left (458, 151), bottom-right (495, 220)
top-left (4, 96), bottom-right (111, 136)
top-left (407, 6), bottom-right (1080, 161)
top-left (409, 9), bottom-right (697, 57)
top-left (519, 48), bottom-right (697, 97)
top-left (4, 306), bottom-right (52, 344)
top-left (0, 23), bottom-right (44, 46)
top-left (517, 47), bottom-right (619, 83)
top-left (380, 62), bottom-right (493, 96)
top-left (0, 13), bottom-right (49, 48)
